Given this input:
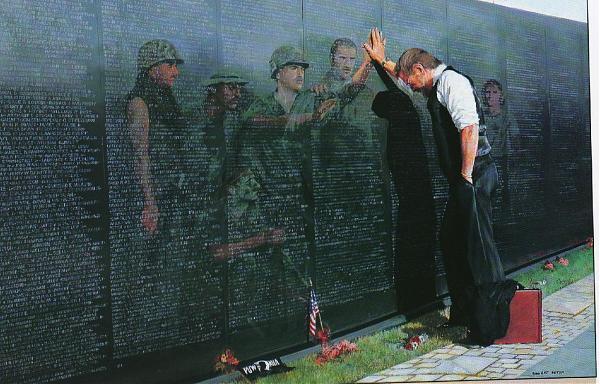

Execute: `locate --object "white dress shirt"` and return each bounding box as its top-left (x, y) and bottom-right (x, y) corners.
top-left (432, 64), bottom-right (479, 132)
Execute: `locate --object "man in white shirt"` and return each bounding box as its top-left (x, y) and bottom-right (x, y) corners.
top-left (364, 28), bottom-right (515, 344)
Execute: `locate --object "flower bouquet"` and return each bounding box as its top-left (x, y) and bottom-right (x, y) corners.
top-left (315, 340), bottom-right (358, 365)
top-left (403, 333), bottom-right (429, 351)
top-left (214, 349), bottom-right (240, 374)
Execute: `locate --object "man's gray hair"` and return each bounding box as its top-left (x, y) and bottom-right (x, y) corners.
top-left (396, 48), bottom-right (442, 75)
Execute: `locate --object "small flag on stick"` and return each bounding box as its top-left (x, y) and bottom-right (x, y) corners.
top-left (308, 288), bottom-right (320, 337)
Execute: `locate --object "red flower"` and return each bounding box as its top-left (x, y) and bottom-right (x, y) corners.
top-left (556, 256), bottom-right (569, 266)
top-left (315, 328), bottom-right (331, 347)
top-left (214, 349), bottom-right (239, 373)
top-left (336, 340), bottom-right (358, 353)
top-left (315, 340), bottom-right (358, 365)
top-left (403, 333), bottom-right (429, 351)
top-left (543, 260), bottom-right (554, 271)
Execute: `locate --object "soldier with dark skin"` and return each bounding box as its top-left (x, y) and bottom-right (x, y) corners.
top-left (191, 72), bottom-right (282, 260)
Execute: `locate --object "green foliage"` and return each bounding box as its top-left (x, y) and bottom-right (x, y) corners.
top-left (513, 247), bottom-right (594, 297)
top-left (248, 246), bottom-right (594, 384)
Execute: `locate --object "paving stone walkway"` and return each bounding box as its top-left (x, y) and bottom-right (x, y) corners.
top-left (357, 274), bottom-right (595, 383)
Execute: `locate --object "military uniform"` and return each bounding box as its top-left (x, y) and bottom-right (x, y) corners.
top-left (484, 108), bottom-right (520, 216)
top-left (240, 90), bottom-right (322, 243)
top-left (228, 46), bottom-right (332, 326)
top-left (125, 40), bottom-right (188, 251)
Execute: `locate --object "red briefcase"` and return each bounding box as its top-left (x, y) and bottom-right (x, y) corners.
top-left (494, 289), bottom-right (542, 344)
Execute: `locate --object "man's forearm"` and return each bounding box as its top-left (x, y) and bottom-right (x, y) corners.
top-left (379, 58), bottom-right (396, 76)
top-left (127, 98), bottom-right (154, 204)
top-left (248, 115), bottom-right (291, 128)
top-left (460, 124), bottom-right (478, 182)
top-left (133, 151), bottom-right (154, 203)
top-left (351, 60), bottom-right (372, 87)
top-left (373, 62), bottom-right (399, 92)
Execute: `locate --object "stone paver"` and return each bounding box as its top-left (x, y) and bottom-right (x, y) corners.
top-left (407, 374), bottom-right (442, 381)
top-left (356, 376), bottom-right (385, 383)
top-left (451, 356), bottom-right (495, 374)
top-left (415, 362), bottom-right (438, 368)
top-left (430, 353), bottom-right (454, 359)
top-left (504, 368), bottom-right (526, 375)
top-left (384, 368), bottom-right (416, 376)
top-left (379, 376), bottom-right (411, 383)
top-left (356, 274), bottom-right (595, 383)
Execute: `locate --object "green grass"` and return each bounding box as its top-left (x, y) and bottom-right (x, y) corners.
top-left (513, 246), bottom-right (594, 297)
top-left (247, 246), bottom-right (594, 384)
top-left (253, 314), bottom-right (465, 384)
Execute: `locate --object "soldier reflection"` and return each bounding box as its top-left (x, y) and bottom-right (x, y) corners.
top-left (231, 45), bottom-right (336, 325)
top-left (320, 38), bottom-right (373, 104)
top-left (312, 38), bottom-right (395, 291)
top-left (127, 39), bottom-right (187, 246)
top-left (240, 45), bottom-right (336, 249)
top-left (482, 79), bottom-right (520, 218)
top-left (190, 72), bottom-right (277, 261)
top-left (317, 38), bottom-right (379, 160)
top-left (124, 39), bottom-right (194, 340)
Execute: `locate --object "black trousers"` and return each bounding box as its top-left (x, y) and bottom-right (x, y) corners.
top-left (440, 155), bottom-right (505, 324)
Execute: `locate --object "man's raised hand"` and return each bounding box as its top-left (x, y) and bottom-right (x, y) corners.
top-left (363, 27), bottom-right (386, 65)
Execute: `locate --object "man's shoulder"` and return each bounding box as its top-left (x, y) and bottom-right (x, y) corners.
top-left (288, 90), bottom-right (320, 115)
top-left (250, 92), bottom-right (275, 106)
top-left (245, 93), bottom-right (279, 114)
top-left (438, 68), bottom-right (472, 89)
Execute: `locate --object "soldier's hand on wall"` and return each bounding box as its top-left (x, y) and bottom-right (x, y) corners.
top-left (142, 200), bottom-right (159, 234)
top-left (210, 244), bottom-right (230, 261)
top-left (311, 83), bottom-right (329, 96)
top-left (268, 228), bottom-right (285, 245)
top-left (313, 98), bottom-right (337, 121)
top-left (288, 113), bottom-right (315, 125)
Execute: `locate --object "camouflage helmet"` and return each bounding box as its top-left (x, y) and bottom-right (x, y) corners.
top-left (202, 71), bottom-right (249, 87)
top-left (269, 45), bottom-right (309, 79)
top-left (137, 39), bottom-right (184, 71)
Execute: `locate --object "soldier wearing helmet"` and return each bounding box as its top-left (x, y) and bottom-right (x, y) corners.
top-left (227, 46), bottom-right (337, 306)
top-left (188, 71), bottom-right (276, 261)
top-left (126, 39), bottom-right (185, 237)
top-left (240, 45), bottom-right (337, 195)
top-left (243, 45), bottom-right (336, 130)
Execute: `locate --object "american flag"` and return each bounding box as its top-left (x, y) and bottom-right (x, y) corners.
top-left (308, 288), bottom-right (320, 337)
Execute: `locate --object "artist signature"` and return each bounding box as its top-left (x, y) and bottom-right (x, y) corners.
top-left (532, 370), bottom-right (565, 376)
